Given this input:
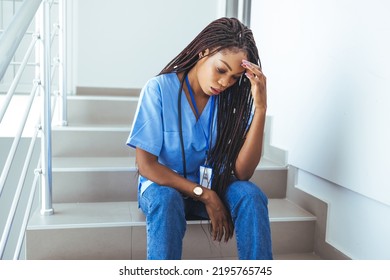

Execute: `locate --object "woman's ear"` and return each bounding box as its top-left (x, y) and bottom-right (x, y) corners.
top-left (199, 49), bottom-right (210, 58)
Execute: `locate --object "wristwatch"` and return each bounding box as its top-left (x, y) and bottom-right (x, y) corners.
top-left (193, 184), bottom-right (203, 198)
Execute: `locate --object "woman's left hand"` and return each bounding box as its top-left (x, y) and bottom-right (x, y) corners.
top-left (241, 59), bottom-right (267, 111)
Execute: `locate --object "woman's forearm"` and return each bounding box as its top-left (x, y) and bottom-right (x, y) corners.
top-left (234, 108), bottom-right (266, 180)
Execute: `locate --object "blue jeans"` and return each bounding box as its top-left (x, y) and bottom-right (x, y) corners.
top-left (138, 180), bottom-right (273, 260)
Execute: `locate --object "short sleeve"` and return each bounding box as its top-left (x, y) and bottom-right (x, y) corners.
top-left (126, 78), bottom-right (163, 157)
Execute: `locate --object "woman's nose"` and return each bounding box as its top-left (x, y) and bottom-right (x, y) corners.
top-left (218, 78), bottom-right (229, 87)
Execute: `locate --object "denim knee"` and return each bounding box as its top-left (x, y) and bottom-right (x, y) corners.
top-left (138, 184), bottom-right (187, 260)
top-left (224, 180), bottom-right (273, 260)
top-left (225, 180), bottom-right (268, 214)
top-left (140, 184), bottom-right (185, 217)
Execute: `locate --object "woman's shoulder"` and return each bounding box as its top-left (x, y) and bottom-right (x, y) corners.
top-left (147, 72), bottom-right (178, 87)
top-left (140, 73), bottom-right (179, 98)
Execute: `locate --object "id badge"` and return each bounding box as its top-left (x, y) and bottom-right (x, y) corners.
top-left (199, 165), bottom-right (213, 189)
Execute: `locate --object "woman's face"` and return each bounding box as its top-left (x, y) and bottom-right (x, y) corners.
top-left (195, 49), bottom-right (248, 96)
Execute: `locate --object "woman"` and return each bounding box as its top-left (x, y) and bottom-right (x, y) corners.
top-left (127, 17), bottom-right (272, 260)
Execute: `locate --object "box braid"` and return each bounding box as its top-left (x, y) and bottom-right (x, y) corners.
top-left (159, 17), bottom-right (261, 200)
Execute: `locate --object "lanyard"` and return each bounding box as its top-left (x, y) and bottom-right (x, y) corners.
top-left (185, 75), bottom-right (215, 157)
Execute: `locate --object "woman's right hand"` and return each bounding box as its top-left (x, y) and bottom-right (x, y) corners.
top-left (200, 189), bottom-right (234, 242)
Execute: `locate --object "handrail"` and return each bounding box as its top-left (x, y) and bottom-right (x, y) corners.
top-left (0, 0), bottom-right (42, 80)
top-left (13, 160), bottom-right (40, 260)
top-left (0, 82), bottom-right (39, 197)
top-left (0, 0), bottom-right (67, 259)
top-left (0, 34), bottom-right (39, 122)
top-left (0, 109), bottom-right (40, 259)
top-left (0, 93), bottom-right (58, 259)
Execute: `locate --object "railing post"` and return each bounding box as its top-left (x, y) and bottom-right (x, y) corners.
top-left (58, 0), bottom-right (68, 126)
top-left (37, 0), bottom-right (54, 216)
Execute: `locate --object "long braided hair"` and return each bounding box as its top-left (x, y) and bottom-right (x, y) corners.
top-left (159, 17), bottom-right (261, 200)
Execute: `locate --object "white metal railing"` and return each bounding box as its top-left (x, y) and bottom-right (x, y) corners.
top-left (0, 0), bottom-right (67, 259)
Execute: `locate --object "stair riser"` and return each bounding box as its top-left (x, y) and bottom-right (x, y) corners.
top-left (52, 171), bottom-right (138, 203)
top-left (271, 221), bottom-right (315, 255)
top-left (251, 170), bottom-right (287, 198)
top-left (51, 169), bottom-right (287, 203)
top-left (25, 220), bottom-right (314, 260)
top-left (26, 227), bottom-right (132, 260)
top-left (52, 130), bottom-right (132, 157)
top-left (67, 98), bottom-right (137, 126)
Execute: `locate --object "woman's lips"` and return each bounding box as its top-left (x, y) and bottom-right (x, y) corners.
top-left (211, 87), bottom-right (222, 95)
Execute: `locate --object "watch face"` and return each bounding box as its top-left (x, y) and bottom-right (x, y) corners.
top-left (194, 186), bottom-right (203, 196)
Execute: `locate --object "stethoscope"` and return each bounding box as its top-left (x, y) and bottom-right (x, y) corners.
top-left (178, 75), bottom-right (215, 179)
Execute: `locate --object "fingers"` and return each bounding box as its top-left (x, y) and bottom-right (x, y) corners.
top-left (211, 218), bottom-right (234, 243)
top-left (203, 190), bottom-right (234, 242)
top-left (241, 59), bottom-right (265, 81)
top-left (225, 220), bottom-right (234, 243)
top-left (212, 224), bottom-right (224, 242)
top-left (240, 59), bottom-right (267, 109)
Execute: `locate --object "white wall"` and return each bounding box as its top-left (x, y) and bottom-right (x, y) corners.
top-left (251, 0), bottom-right (390, 259)
top-left (296, 169), bottom-right (390, 259)
top-left (74, 0), bottom-right (224, 89)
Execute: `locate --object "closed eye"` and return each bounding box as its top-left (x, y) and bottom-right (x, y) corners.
top-left (217, 67), bottom-right (226, 74)
top-left (217, 68), bottom-right (241, 80)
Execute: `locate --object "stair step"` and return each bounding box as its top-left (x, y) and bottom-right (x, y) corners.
top-left (25, 199), bottom-right (316, 260)
top-left (52, 156), bottom-right (284, 171)
top-left (274, 253), bottom-right (322, 260)
top-left (50, 157), bottom-right (287, 202)
top-left (52, 126), bottom-right (132, 157)
top-left (64, 96), bottom-right (138, 126)
top-left (76, 87), bottom-right (141, 97)
top-left (53, 157), bottom-right (136, 172)
top-left (25, 93), bottom-right (317, 260)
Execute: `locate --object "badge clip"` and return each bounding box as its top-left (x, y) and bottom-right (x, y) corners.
top-left (199, 165), bottom-right (212, 189)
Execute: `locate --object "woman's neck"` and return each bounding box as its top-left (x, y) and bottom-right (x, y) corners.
top-left (178, 70), bottom-right (210, 117)
top-left (190, 70), bottom-right (210, 100)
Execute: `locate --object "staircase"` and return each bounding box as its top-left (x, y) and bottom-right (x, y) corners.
top-left (25, 89), bottom-right (321, 260)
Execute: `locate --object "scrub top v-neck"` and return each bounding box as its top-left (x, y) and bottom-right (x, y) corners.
top-left (127, 73), bottom-right (217, 194)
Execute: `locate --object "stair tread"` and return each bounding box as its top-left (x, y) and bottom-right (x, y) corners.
top-left (75, 87), bottom-right (141, 97)
top-left (52, 157), bottom-right (136, 171)
top-left (52, 125), bottom-right (131, 131)
top-left (67, 95), bottom-right (139, 102)
top-left (274, 253), bottom-right (323, 260)
top-left (27, 199), bottom-right (316, 230)
top-left (52, 156), bottom-right (287, 171)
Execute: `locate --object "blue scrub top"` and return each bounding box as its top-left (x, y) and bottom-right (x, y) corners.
top-left (127, 73), bottom-right (217, 194)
